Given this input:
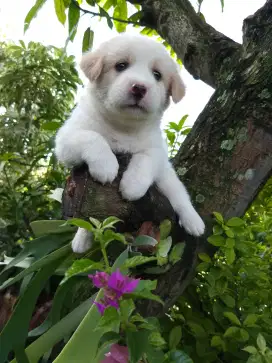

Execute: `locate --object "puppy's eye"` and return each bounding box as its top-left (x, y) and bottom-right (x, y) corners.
top-left (153, 70), bottom-right (162, 81)
top-left (115, 62), bottom-right (129, 72)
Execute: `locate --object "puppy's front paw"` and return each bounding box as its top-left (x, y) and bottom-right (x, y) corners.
top-left (72, 228), bottom-right (92, 253)
top-left (88, 152), bottom-right (119, 184)
top-left (119, 171), bottom-right (150, 201)
top-left (179, 207), bottom-right (205, 236)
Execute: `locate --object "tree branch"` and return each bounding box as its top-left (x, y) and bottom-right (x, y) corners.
top-left (129, 0), bottom-right (242, 88)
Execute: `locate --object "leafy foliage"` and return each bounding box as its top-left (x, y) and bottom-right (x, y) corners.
top-left (0, 41), bottom-right (81, 253)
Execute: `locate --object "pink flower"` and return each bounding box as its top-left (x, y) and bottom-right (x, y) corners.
top-left (101, 344), bottom-right (129, 363)
top-left (89, 269), bottom-right (140, 315)
top-left (88, 271), bottom-right (109, 288)
top-left (107, 269), bottom-right (140, 298)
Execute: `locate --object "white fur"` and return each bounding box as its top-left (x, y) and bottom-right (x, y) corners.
top-left (55, 34), bottom-right (205, 253)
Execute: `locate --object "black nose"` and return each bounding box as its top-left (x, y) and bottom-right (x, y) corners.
top-left (130, 84), bottom-right (147, 100)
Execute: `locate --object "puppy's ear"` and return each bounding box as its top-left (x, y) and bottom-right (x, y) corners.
top-left (169, 73), bottom-right (186, 103)
top-left (80, 51), bottom-right (104, 82)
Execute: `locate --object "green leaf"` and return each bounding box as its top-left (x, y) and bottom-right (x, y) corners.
top-left (129, 290), bottom-right (163, 305)
top-left (224, 326), bottom-right (240, 338)
top-left (220, 295), bottom-right (235, 308)
top-left (257, 333), bottom-right (266, 352)
top-left (207, 235), bottom-right (225, 246)
top-left (82, 27), bottom-right (94, 52)
top-left (10, 298), bottom-right (94, 363)
top-left (211, 335), bottom-right (224, 347)
top-left (198, 252), bottom-right (211, 263)
top-left (225, 247), bottom-right (235, 264)
top-left (239, 329), bottom-right (250, 342)
top-left (65, 259), bottom-right (103, 280)
top-left (225, 228), bottom-right (235, 237)
top-left (169, 326), bottom-right (182, 350)
top-left (0, 233), bottom-right (71, 282)
top-left (99, 6), bottom-right (113, 28)
top-left (54, 0), bottom-right (67, 24)
top-left (220, 0), bottom-right (224, 11)
top-left (136, 279), bottom-right (157, 292)
top-left (102, 216), bottom-right (122, 229)
top-left (24, 0), bottom-right (47, 33)
top-left (65, 218), bottom-right (93, 230)
top-left (41, 121), bottom-right (61, 131)
top-left (169, 242), bottom-right (185, 264)
top-left (167, 350), bottom-right (193, 363)
top-left (243, 346), bottom-right (258, 354)
top-left (126, 330), bottom-right (150, 363)
top-left (96, 306), bottom-right (121, 332)
top-left (132, 235), bottom-right (158, 247)
top-left (0, 257), bottom-right (64, 362)
top-left (149, 331), bottom-right (166, 347)
top-left (68, 1), bottom-right (80, 41)
top-left (213, 225), bottom-right (223, 235)
top-left (113, 1), bottom-right (128, 32)
top-left (0, 244), bottom-right (71, 290)
top-left (28, 276), bottom-right (78, 337)
top-left (187, 322), bottom-right (206, 338)
top-left (223, 312), bottom-right (241, 326)
top-left (124, 256), bottom-right (157, 268)
top-left (244, 314), bottom-right (258, 327)
top-left (103, 230), bottom-right (127, 246)
top-left (178, 115), bottom-right (189, 129)
top-left (30, 220), bottom-right (75, 237)
top-left (226, 238), bottom-right (235, 248)
top-left (226, 217), bottom-right (244, 227)
top-left (120, 299), bottom-right (135, 321)
top-left (213, 212), bottom-right (224, 223)
top-left (89, 217), bottom-right (101, 228)
top-left (112, 248), bottom-right (129, 271)
top-left (159, 219), bottom-right (172, 239)
top-left (158, 237), bottom-right (172, 257)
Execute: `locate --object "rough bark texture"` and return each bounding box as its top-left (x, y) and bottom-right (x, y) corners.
top-left (62, 0), bottom-right (272, 316)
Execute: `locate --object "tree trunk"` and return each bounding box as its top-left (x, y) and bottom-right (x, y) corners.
top-left (62, 0), bottom-right (272, 316)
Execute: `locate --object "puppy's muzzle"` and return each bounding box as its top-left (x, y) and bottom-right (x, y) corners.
top-left (130, 84), bottom-right (147, 101)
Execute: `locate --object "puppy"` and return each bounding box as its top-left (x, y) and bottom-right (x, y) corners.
top-left (55, 34), bottom-right (205, 253)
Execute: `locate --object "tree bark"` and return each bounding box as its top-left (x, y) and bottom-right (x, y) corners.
top-left (62, 0), bottom-right (272, 316)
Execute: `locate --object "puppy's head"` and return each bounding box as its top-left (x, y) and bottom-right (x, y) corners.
top-left (80, 34), bottom-right (185, 126)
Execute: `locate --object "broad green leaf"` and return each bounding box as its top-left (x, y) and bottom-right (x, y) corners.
top-left (89, 217), bottom-right (101, 228)
top-left (211, 335), bottom-right (224, 347)
top-left (226, 217), bottom-right (244, 227)
top-left (224, 326), bottom-right (240, 338)
top-left (226, 238), bottom-right (235, 248)
top-left (223, 312), bottom-right (241, 326)
top-left (120, 299), bottom-right (135, 322)
top-left (158, 237), bottom-right (172, 258)
top-left (136, 279), bottom-right (157, 292)
top-left (0, 244), bottom-right (71, 290)
top-left (52, 290), bottom-right (104, 363)
top-left (30, 220), bottom-right (75, 237)
top-left (24, 0), bottom-right (47, 33)
top-left (132, 235), bottom-right (158, 247)
top-left (68, 1), bottom-right (80, 41)
top-left (95, 306), bottom-right (120, 332)
top-left (220, 295), bottom-right (235, 308)
top-left (103, 230), bottom-right (127, 246)
top-left (187, 322), bottom-right (206, 338)
top-left (257, 333), bottom-right (266, 352)
top-left (113, 1), bottom-right (128, 33)
top-left (126, 330), bottom-right (150, 363)
top-left (207, 235), bottom-right (225, 246)
top-left (225, 228), bottom-right (235, 237)
top-left (213, 225), bottom-right (223, 235)
top-left (169, 242), bottom-right (185, 264)
top-left (0, 257), bottom-right (64, 362)
top-left (239, 329), bottom-right (250, 342)
top-left (28, 276), bottom-right (79, 337)
top-left (54, 0), bottom-right (66, 24)
top-left (198, 252), bottom-right (211, 263)
top-left (159, 219), bottom-right (172, 239)
top-left (82, 27), bottom-right (94, 52)
top-left (169, 326), bottom-right (182, 350)
top-left (225, 247), bottom-right (235, 264)
top-left (244, 314), bottom-right (258, 327)
top-left (178, 115), bottom-right (189, 129)
top-left (124, 256), bottom-right (157, 268)
top-left (129, 290), bottom-right (163, 305)
top-left (112, 248), bottom-right (129, 272)
top-left (10, 298), bottom-right (94, 363)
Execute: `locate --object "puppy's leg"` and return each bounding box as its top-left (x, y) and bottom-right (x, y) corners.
top-left (55, 128), bottom-right (119, 184)
top-left (71, 227), bottom-right (92, 253)
top-left (120, 151), bottom-right (159, 201)
top-left (156, 163), bottom-right (205, 236)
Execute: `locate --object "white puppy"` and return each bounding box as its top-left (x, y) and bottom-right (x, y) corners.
top-left (55, 34), bottom-right (205, 253)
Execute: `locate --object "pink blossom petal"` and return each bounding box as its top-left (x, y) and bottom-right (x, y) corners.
top-left (100, 354), bottom-right (118, 363)
top-left (94, 301), bottom-right (106, 315)
top-left (89, 271), bottom-right (109, 288)
top-left (108, 269), bottom-right (139, 297)
top-left (111, 344), bottom-right (129, 363)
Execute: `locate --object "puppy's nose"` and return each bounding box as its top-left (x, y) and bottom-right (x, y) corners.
top-left (130, 84), bottom-right (147, 100)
